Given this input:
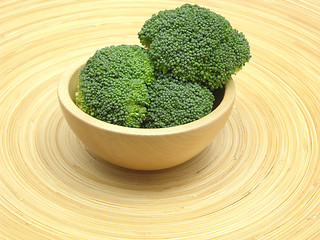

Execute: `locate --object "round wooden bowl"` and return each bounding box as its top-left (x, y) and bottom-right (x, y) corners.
top-left (57, 64), bottom-right (236, 170)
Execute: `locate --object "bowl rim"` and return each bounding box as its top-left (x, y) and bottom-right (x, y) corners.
top-left (57, 61), bottom-right (236, 136)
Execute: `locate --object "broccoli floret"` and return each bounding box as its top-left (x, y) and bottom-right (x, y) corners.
top-left (143, 74), bottom-right (215, 128)
top-left (138, 3), bottom-right (251, 90)
top-left (75, 44), bottom-right (154, 128)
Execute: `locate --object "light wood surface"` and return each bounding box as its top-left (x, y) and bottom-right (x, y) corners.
top-left (1, 0), bottom-right (320, 239)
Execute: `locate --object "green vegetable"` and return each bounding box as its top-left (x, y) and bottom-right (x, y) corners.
top-left (76, 44), bottom-right (154, 128)
top-left (138, 3), bottom-right (251, 90)
top-left (75, 3), bottom-right (251, 128)
top-left (144, 74), bottom-right (215, 128)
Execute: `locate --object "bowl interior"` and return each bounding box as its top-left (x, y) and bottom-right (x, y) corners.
top-left (212, 86), bottom-right (225, 111)
top-left (68, 66), bottom-right (82, 103)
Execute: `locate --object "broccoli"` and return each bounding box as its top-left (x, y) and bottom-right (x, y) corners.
top-left (75, 4), bottom-right (251, 129)
top-left (143, 74), bottom-right (215, 128)
top-left (138, 3), bottom-right (251, 90)
top-left (75, 44), bottom-right (154, 128)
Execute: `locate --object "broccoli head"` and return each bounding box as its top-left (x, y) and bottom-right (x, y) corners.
top-left (143, 74), bottom-right (215, 128)
top-left (75, 45), bottom-right (154, 128)
top-left (138, 3), bottom-right (251, 90)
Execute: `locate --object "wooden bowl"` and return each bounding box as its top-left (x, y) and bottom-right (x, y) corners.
top-left (57, 64), bottom-right (236, 170)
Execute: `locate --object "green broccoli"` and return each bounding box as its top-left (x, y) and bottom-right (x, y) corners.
top-left (75, 4), bottom-right (251, 129)
top-left (75, 44), bottom-right (154, 128)
top-left (138, 3), bottom-right (251, 90)
top-left (143, 74), bottom-right (215, 128)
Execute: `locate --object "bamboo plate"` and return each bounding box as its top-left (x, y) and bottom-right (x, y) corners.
top-left (1, 0), bottom-right (320, 239)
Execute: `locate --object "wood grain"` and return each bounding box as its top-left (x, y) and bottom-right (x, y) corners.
top-left (1, 0), bottom-right (320, 239)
